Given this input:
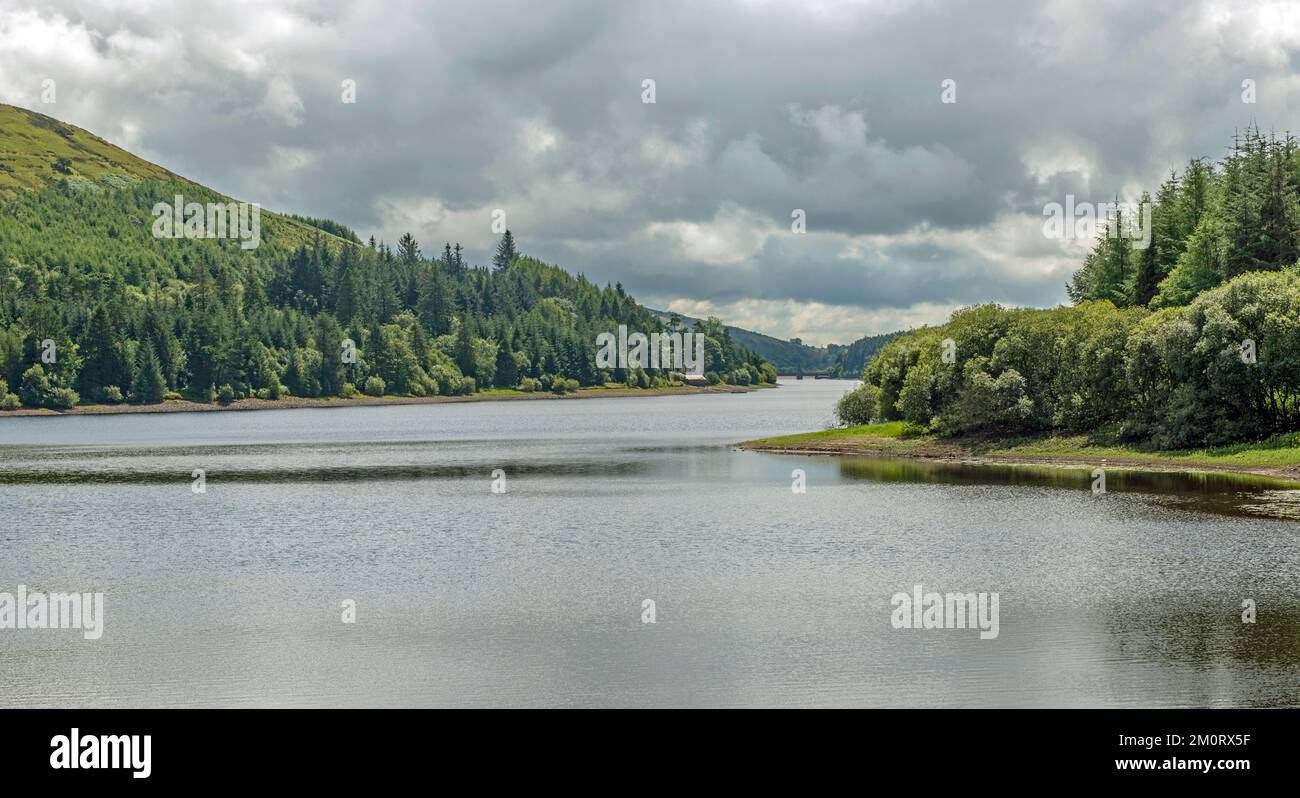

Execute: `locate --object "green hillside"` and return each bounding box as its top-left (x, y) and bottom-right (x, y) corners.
top-left (0, 104), bottom-right (175, 195)
top-left (823, 331), bottom-right (901, 378)
top-left (0, 104), bottom-right (358, 250)
top-left (0, 104), bottom-right (774, 411)
top-left (650, 309), bottom-right (827, 373)
top-left (650, 308), bottom-right (901, 376)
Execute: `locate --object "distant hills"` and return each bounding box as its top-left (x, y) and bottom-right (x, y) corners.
top-left (649, 309), bottom-right (901, 377)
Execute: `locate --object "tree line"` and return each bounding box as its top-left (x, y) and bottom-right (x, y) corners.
top-left (0, 178), bottom-right (775, 410)
top-left (841, 127), bottom-right (1300, 448)
top-left (1069, 125), bottom-right (1300, 308)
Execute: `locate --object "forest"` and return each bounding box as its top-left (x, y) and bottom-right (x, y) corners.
top-left (0, 176), bottom-right (775, 411)
top-left (842, 127), bottom-right (1300, 448)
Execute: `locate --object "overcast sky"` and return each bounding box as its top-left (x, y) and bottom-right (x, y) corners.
top-left (2, 0), bottom-right (1299, 344)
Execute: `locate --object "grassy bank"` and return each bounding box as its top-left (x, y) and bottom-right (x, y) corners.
top-left (740, 422), bottom-right (1300, 481)
top-left (2, 382), bottom-right (770, 417)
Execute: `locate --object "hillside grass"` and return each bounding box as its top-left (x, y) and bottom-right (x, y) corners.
top-left (0, 104), bottom-right (176, 196)
top-left (0, 103), bottom-right (357, 250)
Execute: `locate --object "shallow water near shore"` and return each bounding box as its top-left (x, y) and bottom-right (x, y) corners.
top-left (2, 378), bottom-right (1298, 707)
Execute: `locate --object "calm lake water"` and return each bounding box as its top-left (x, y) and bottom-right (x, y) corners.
top-left (2, 378), bottom-right (1299, 707)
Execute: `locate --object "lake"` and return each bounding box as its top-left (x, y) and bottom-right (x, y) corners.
top-left (2, 378), bottom-right (1298, 707)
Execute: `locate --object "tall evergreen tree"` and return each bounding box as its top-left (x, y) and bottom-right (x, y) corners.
top-left (130, 345), bottom-right (166, 404)
top-left (494, 337), bottom-right (519, 388)
top-left (454, 316), bottom-right (477, 380)
top-left (76, 304), bottom-right (131, 401)
top-left (397, 232), bottom-right (421, 264)
top-left (493, 230), bottom-right (518, 272)
top-left (416, 262), bottom-right (452, 336)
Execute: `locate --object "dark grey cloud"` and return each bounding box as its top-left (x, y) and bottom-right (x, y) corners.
top-left (2, 0), bottom-right (1298, 343)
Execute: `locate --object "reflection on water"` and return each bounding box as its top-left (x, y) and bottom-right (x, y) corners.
top-left (834, 455), bottom-right (1300, 520)
top-left (2, 379), bottom-right (1299, 707)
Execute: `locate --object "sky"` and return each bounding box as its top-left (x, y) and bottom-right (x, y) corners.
top-left (2, 0), bottom-right (1299, 344)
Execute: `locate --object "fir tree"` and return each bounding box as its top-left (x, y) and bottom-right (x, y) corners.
top-left (493, 230), bottom-right (517, 272)
top-left (131, 345), bottom-right (166, 404)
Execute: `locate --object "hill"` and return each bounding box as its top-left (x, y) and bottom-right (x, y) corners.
top-left (822, 331), bottom-right (901, 378)
top-left (0, 104), bottom-right (363, 250)
top-left (649, 309), bottom-right (827, 373)
top-left (650, 308), bottom-right (902, 376)
top-left (0, 104), bottom-right (774, 411)
top-left (0, 104), bottom-right (174, 196)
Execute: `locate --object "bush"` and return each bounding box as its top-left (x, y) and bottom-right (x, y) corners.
top-left (944, 359), bottom-right (1033, 435)
top-left (0, 378), bottom-right (21, 410)
top-left (216, 384), bottom-right (236, 405)
top-left (519, 377), bottom-right (539, 392)
top-left (363, 376), bottom-right (387, 396)
top-left (0, 379), bottom-right (17, 410)
top-left (19, 365), bottom-right (79, 409)
top-left (416, 375), bottom-right (439, 396)
top-left (835, 384), bottom-right (880, 427)
top-left (340, 382), bottom-right (359, 398)
top-left (102, 385), bottom-right (124, 404)
top-left (48, 387), bottom-right (79, 409)
top-left (163, 391), bottom-right (183, 401)
top-left (18, 365), bottom-right (52, 407)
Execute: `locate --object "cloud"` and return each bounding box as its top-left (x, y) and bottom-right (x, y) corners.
top-left (0, 0), bottom-right (1296, 342)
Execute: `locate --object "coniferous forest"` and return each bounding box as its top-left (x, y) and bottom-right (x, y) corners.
top-left (849, 127), bottom-right (1300, 448)
top-left (0, 176), bottom-right (775, 412)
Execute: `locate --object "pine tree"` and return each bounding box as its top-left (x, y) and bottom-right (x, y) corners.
top-left (76, 304), bottom-right (131, 401)
top-left (314, 313), bottom-right (346, 396)
top-left (1255, 138), bottom-right (1295, 269)
top-left (494, 338), bottom-right (518, 388)
top-left (416, 262), bottom-right (451, 336)
top-left (1176, 158), bottom-right (1212, 242)
top-left (131, 345), bottom-right (166, 404)
top-left (397, 232), bottom-right (421, 264)
top-left (454, 317), bottom-right (477, 379)
top-left (1152, 174), bottom-right (1183, 278)
top-left (493, 230), bottom-right (517, 272)
top-left (1217, 131), bottom-right (1260, 280)
top-left (1132, 192), bottom-right (1161, 306)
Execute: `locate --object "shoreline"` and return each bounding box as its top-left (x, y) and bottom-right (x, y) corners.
top-left (738, 427), bottom-right (1300, 483)
top-left (1, 383), bottom-right (769, 417)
